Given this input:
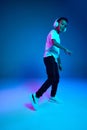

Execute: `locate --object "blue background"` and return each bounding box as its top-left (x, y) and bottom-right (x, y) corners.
top-left (0, 0), bottom-right (87, 79)
top-left (0, 1), bottom-right (87, 129)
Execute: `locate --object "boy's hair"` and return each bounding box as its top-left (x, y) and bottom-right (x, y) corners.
top-left (58, 17), bottom-right (68, 23)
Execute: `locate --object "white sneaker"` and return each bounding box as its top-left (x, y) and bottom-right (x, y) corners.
top-left (31, 93), bottom-right (39, 110)
top-left (49, 96), bottom-right (62, 104)
top-left (32, 94), bottom-right (39, 104)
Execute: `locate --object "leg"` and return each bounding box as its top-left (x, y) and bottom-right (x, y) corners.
top-left (51, 62), bottom-right (60, 97)
top-left (36, 79), bottom-right (51, 98)
top-left (36, 56), bottom-right (55, 98)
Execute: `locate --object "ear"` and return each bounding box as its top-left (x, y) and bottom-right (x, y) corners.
top-left (53, 19), bottom-right (59, 28)
top-left (63, 27), bottom-right (67, 32)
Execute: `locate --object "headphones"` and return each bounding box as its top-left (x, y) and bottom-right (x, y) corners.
top-left (53, 18), bottom-right (67, 32)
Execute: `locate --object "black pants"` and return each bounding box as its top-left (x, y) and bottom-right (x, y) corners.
top-left (36, 56), bottom-right (60, 98)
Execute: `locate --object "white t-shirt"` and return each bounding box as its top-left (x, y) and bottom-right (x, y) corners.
top-left (44, 29), bottom-right (60, 63)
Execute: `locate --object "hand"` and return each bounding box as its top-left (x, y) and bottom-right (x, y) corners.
top-left (64, 48), bottom-right (72, 55)
top-left (59, 64), bottom-right (62, 71)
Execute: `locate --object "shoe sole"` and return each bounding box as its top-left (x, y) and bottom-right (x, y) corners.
top-left (49, 99), bottom-right (57, 102)
top-left (49, 99), bottom-right (61, 104)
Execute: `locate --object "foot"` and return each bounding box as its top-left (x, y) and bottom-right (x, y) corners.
top-left (31, 93), bottom-right (39, 110)
top-left (49, 96), bottom-right (62, 104)
top-left (32, 94), bottom-right (39, 104)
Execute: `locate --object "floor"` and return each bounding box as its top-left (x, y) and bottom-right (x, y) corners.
top-left (0, 78), bottom-right (87, 130)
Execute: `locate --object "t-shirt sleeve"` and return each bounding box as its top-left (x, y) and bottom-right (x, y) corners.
top-left (50, 30), bottom-right (58, 40)
top-left (50, 30), bottom-right (60, 43)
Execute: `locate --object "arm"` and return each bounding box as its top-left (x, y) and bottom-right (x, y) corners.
top-left (57, 55), bottom-right (61, 65)
top-left (52, 39), bottom-right (72, 55)
top-left (57, 55), bottom-right (62, 71)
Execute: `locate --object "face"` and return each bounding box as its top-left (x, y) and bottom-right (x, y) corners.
top-left (58, 20), bottom-right (68, 32)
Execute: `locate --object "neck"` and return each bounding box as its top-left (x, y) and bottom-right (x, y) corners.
top-left (55, 29), bottom-right (60, 34)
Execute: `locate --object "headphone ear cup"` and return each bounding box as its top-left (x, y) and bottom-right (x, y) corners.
top-left (53, 19), bottom-right (59, 28)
